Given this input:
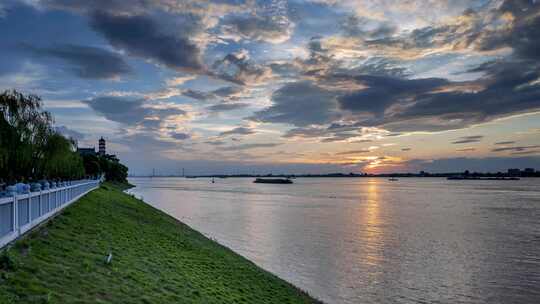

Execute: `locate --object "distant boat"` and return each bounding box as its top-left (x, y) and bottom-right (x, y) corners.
top-left (253, 178), bottom-right (293, 184)
top-left (388, 178), bottom-right (399, 181)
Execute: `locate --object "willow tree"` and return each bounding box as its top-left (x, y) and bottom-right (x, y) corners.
top-left (0, 90), bottom-right (83, 182)
top-left (40, 133), bottom-right (84, 180)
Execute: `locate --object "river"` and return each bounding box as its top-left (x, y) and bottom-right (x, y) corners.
top-left (128, 177), bottom-right (540, 304)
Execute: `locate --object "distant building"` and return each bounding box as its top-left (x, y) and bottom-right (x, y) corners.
top-left (524, 168), bottom-right (535, 174)
top-left (99, 137), bottom-right (106, 156)
top-left (78, 137), bottom-right (107, 157)
top-left (507, 168), bottom-right (521, 176)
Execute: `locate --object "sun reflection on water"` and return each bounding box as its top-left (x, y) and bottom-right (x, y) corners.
top-left (361, 179), bottom-right (384, 268)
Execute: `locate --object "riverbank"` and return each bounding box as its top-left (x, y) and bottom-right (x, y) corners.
top-left (0, 182), bottom-right (320, 303)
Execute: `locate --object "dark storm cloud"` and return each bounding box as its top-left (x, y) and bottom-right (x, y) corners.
top-left (24, 44), bottom-right (131, 79)
top-left (477, 0), bottom-right (540, 61)
top-left (251, 81), bottom-right (339, 127)
top-left (452, 135), bottom-right (484, 144)
top-left (83, 97), bottom-right (149, 125)
top-left (259, 54), bottom-right (540, 133)
top-left (83, 96), bottom-right (186, 125)
top-left (337, 57), bottom-right (539, 133)
top-left (219, 126), bottom-right (255, 136)
top-left (90, 11), bottom-right (203, 72)
top-left (207, 103), bottom-right (249, 112)
top-left (338, 75), bottom-right (448, 117)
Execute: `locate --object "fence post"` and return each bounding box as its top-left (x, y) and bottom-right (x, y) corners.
top-left (39, 189), bottom-right (42, 219)
top-left (13, 194), bottom-right (18, 237)
top-left (26, 193), bottom-right (30, 225)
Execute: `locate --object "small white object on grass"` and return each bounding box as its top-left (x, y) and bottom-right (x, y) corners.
top-left (105, 252), bottom-right (113, 264)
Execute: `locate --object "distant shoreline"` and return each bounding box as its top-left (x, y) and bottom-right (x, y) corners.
top-left (129, 173), bottom-right (539, 178)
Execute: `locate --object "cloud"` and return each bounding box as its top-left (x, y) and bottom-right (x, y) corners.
top-left (115, 132), bottom-right (180, 154)
top-left (90, 11), bottom-right (203, 72)
top-left (83, 96), bottom-right (186, 126)
top-left (55, 125), bottom-right (85, 141)
top-left (180, 86), bottom-right (245, 102)
top-left (249, 1), bottom-right (540, 134)
top-left (451, 135), bottom-right (483, 144)
top-left (281, 54), bottom-right (540, 133)
top-left (212, 50), bottom-right (272, 85)
top-left (510, 150), bottom-right (540, 156)
top-left (220, 14), bottom-right (293, 44)
top-left (494, 141), bottom-right (516, 145)
top-left (207, 103), bottom-right (249, 112)
top-left (476, 0), bottom-right (540, 61)
top-left (252, 81), bottom-right (340, 126)
top-left (336, 149), bottom-right (370, 155)
top-left (341, 14), bottom-right (397, 39)
top-left (170, 132), bottom-right (190, 140)
top-left (401, 148), bottom-right (411, 151)
top-left (221, 143), bottom-right (281, 151)
top-left (283, 124), bottom-right (386, 143)
top-left (166, 75), bottom-right (196, 86)
top-left (491, 145), bottom-right (540, 153)
top-left (219, 126), bottom-right (255, 136)
top-left (204, 140), bottom-right (226, 146)
top-left (456, 148), bottom-right (476, 152)
top-left (338, 74), bottom-right (448, 117)
top-left (212, 86), bottom-right (243, 99)
top-left (182, 89), bottom-right (214, 101)
top-left (24, 44), bottom-right (131, 79)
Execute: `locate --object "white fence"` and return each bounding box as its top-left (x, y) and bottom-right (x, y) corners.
top-left (0, 180), bottom-right (100, 249)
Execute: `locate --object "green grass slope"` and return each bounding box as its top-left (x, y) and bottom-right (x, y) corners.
top-left (0, 183), bottom-right (321, 304)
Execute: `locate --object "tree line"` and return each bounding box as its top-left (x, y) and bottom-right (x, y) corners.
top-left (0, 90), bottom-right (127, 184)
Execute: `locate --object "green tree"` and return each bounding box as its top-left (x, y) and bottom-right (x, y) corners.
top-left (0, 90), bottom-right (85, 182)
top-left (41, 133), bottom-right (84, 180)
top-left (82, 154), bottom-right (102, 178)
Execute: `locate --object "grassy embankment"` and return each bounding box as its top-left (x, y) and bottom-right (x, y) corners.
top-left (0, 182), bottom-right (320, 304)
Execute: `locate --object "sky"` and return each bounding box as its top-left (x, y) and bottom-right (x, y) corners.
top-left (0, 0), bottom-right (539, 175)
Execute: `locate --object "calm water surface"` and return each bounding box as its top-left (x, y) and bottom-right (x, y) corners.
top-left (128, 177), bottom-right (540, 304)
